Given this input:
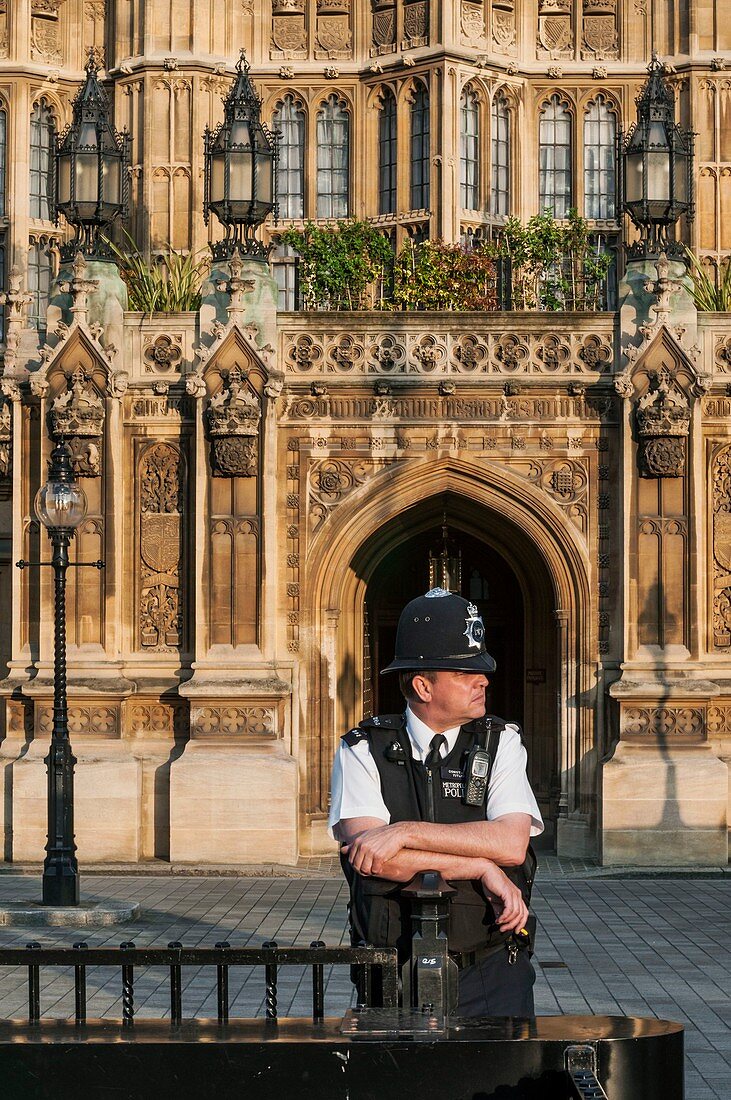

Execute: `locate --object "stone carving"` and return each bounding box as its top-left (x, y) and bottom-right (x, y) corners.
top-left (31, 0), bottom-right (64, 65)
top-left (713, 446), bottom-right (731, 648)
top-left (38, 705), bottom-right (118, 737)
top-left (0, 267), bottom-right (34, 373)
top-left (527, 459), bottom-right (588, 534)
top-left (309, 458), bottom-right (370, 532)
top-left (191, 706), bottom-right (277, 738)
top-left (139, 442), bottom-right (184, 650)
top-left (372, 6), bottom-right (395, 51)
top-left (206, 365), bottom-right (261, 477)
top-left (621, 707), bottom-right (704, 740)
top-left (0, 398), bottom-right (11, 478)
top-left (143, 333), bottom-right (183, 373)
top-left (272, 0), bottom-right (304, 9)
top-left (461, 1), bottom-right (485, 44)
top-left (706, 706), bottom-right (731, 734)
top-left (581, 14), bottom-right (618, 59)
top-left (402, 1), bottom-right (428, 46)
top-left (49, 366), bottom-right (105, 477)
top-left (538, 15), bottom-right (573, 57)
top-left (493, 10), bottom-right (516, 49)
top-left (635, 367), bottom-right (690, 478)
top-left (271, 15), bottom-right (307, 56)
top-left (316, 15), bottom-right (352, 57)
top-left (282, 328), bottom-right (614, 377)
top-left (128, 702), bottom-right (187, 736)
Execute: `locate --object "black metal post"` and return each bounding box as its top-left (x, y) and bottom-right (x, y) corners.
top-left (42, 526), bottom-right (79, 906)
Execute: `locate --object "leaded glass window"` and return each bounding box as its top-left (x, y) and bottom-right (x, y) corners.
top-left (30, 100), bottom-right (54, 222)
top-left (584, 97), bottom-right (616, 220)
top-left (490, 94), bottom-right (510, 217)
top-left (317, 96), bottom-right (349, 219)
top-left (460, 88), bottom-right (479, 210)
top-left (274, 96), bottom-right (305, 220)
top-left (378, 89), bottom-right (397, 215)
top-left (0, 108), bottom-right (6, 218)
top-left (410, 83), bottom-right (430, 211)
top-left (539, 95), bottom-right (572, 218)
top-left (28, 241), bottom-right (52, 335)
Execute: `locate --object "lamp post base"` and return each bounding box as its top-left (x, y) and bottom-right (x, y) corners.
top-left (42, 864), bottom-right (80, 908)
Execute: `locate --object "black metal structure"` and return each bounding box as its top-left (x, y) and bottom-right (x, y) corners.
top-left (203, 49), bottom-right (278, 260)
top-left (619, 52), bottom-right (694, 259)
top-left (16, 441), bottom-right (104, 906)
top-left (53, 48), bottom-right (130, 261)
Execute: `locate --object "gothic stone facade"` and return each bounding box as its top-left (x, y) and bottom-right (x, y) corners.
top-left (0, 1), bottom-right (729, 866)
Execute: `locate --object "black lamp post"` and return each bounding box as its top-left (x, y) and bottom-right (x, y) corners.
top-left (53, 49), bottom-right (130, 262)
top-left (17, 441), bottom-right (103, 906)
top-left (203, 50), bottom-right (278, 260)
top-left (619, 52), bottom-right (694, 259)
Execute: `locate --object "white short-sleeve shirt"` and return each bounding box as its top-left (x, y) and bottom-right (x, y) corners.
top-left (328, 706), bottom-right (544, 837)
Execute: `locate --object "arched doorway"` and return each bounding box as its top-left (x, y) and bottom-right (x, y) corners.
top-left (351, 495), bottom-right (560, 842)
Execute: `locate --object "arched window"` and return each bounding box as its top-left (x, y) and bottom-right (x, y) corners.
top-left (410, 83), bottom-right (430, 210)
top-left (30, 100), bottom-right (55, 222)
top-left (539, 95), bottom-right (572, 218)
top-left (28, 241), bottom-right (52, 336)
top-left (274, 96), bottom-right (305, 220)
top-left (0, 105), bottom-right (6, 218)
top-left (460, 87), bottom-right (480, 210)
top-left (378, 89), bottom-right (397, 215)
top-left (584, 97), bottom-right (616, 220)
top-left (490, 94), bottom-right (510, 217)
top-left (317, 96), bottom-right (349, 219)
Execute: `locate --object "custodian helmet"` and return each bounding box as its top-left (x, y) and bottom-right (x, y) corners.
top-left (381, 588), bottom-right (497, 675)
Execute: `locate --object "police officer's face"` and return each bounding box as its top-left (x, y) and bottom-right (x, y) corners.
top-left (411, 670), bottom-right (488, 729)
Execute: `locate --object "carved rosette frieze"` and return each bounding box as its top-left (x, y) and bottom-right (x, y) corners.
top-left (712, 445), bottom-right (731, 649)
top-left (206, 365), bottom-right (261, 477)
top-left (620, 706), bottom-right (704, 742)
top-left (634, 367), bottom-right (690, 478)
top-left (138, 442), bottom-right (184, 651)
top-left (49, 365), bottom-right (105, 477)
top-left (0, 397), bottom-right (11, 478)
top-left (281, 329), bottom-right (613, 377)
top-left (190, 705), bottom-right (277, 739)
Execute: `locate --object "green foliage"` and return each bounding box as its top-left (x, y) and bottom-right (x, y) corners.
top-left (390, 240), bottom-right (497, 311)
top-left (103, 229), bottom-right (208, 312)
top-left (281, 220), bottom-right (393, 309)
top-left (684, 248), bottom-right (731, 311)
top-left (495, 209), bottom-right (613, 311)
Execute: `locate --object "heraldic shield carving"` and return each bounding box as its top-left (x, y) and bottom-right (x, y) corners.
top-left (206, 364), bottom-right (261, 477)
top-left (138, 442), bottom-right (184, 650)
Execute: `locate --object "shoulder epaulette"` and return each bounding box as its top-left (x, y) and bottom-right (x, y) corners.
top-left (342, 727), bottom-right (368, 748)
top-left (359, 714), bottom-right (405, 732)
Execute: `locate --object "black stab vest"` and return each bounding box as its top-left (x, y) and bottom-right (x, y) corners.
top-left (340, 714), bottom-right (533, 958)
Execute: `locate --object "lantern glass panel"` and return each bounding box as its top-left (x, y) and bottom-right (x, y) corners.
top-left (75, 153), bottom-right (98, 202)
top-left (256, 153), bottom-right (272, 204)
top-left (57, 152), bottom-right (71, 205)
top-left (625, 149), bottom-right (644, 203)
top-left (675, 151), bottom-right (688, 203)
top-left (210, 150), bottom-right (225, 203)
top-left (229, 150), bottom-right (253, 203)
top-left (648, 120), bottom-right (668, 149)
top-left (77, 121), bottom-right (98, 150)
top-left (102, 154), bottom-right (120, 205)
top-left (230, 119), bottom-right (251, 148)
top-left (647, 149), bottom-right (670, 202)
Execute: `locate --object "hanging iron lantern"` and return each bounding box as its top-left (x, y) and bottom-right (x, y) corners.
top-left (203, 50), bottom-right (278, 260)
top-left (53, 49), bottom-right (130, 261)
top-left (619, 53), bottom-right (694, 258)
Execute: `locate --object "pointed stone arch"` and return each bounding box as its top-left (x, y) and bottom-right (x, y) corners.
top-left (301, 456), bottom-right (595, 857)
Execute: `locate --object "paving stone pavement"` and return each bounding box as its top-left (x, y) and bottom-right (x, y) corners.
top-left (0, 872), bottom-right (728, 1099)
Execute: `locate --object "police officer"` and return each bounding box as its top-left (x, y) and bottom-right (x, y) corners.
top-left (329, 588), bottom-right (544, 1017)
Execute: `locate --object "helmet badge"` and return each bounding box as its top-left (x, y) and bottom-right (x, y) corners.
top-left (463, 602), bottom-right (485, 651)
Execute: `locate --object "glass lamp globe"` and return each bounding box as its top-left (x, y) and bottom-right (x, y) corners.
top-left (35, 478), bottom-right (88, 531)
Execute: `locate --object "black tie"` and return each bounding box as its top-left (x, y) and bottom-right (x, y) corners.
top-left (425, 733), bottom-right (447, 769)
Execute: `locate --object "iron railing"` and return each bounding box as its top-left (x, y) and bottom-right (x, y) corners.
top-left (0, 942), bottom-right (399, 1026)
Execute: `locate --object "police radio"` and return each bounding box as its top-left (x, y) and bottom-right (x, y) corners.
top-left (464, 746), bottom-right (491, 807)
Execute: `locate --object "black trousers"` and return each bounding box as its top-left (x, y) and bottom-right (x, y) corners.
top-left (456, 949), bottom-right (536, 1017)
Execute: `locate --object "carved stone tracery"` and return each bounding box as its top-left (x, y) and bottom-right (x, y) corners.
top-left (712, 446), bottom-right (731, 649)
top-left (138, 442), bottom-right (184, 650)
